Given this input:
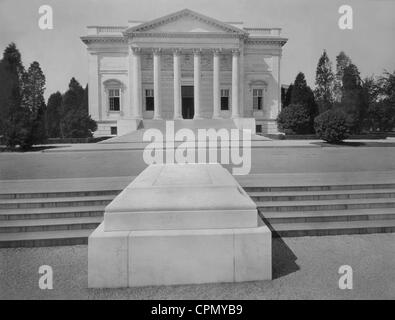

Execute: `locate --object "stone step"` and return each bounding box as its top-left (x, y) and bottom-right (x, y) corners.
top-left (269, 219), bottom-right (395, 237)
top-left (0, 190), bottom-right (120, 200)
top-left (260, 208), bottom-right (395, 223)
top-left (248, 188), bottom-right (395, 201)
top-left (0, 195), bottom-right (114, 209)
top-left (0, 216), bottom-right (103, 233)
top-left (0, 229), bottom-right (92, 248)
top-left (257, 198), bottom-right (395, 212)
top-left (243, 183), bottom-right (395, 193)
top-left (0, 206), bottom-right (105, 221)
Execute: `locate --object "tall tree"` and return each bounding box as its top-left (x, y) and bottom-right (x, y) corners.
top-left (340, 63), bottom-right (367, 133)
top-left (0, 43), bottom-right (28, 147)
top-left (46, 91), bottom-right (63, 138)
top-left (314, 50), bottom-right (334, 113)
top-left (366, 70), bottom-right (395, 132)
top-left (22, 61), bottom-right (47, 144)
top-left (283, 84), bottom-right (293, 108)
top-left (61, 78), bottom-right (96, 138)
top-left (290, 72), bottom-right (318, 132)
top-left (334, 51), bottom-right (352, 102)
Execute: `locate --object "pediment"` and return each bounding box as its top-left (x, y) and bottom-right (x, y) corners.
top-left (124, 9), bottom-right (246, 35)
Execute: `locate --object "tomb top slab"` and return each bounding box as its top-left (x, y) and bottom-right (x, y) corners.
top-left (104, 163), bottom-right (257, 231)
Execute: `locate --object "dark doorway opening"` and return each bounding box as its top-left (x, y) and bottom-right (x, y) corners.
top-left (181, 86), bottom-right (194, 119)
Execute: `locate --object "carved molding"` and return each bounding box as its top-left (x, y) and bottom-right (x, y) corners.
top-left (81, 36), bottom-right (126, 44)
top-left (131, 47), bottom-right (142, 54)
top-left (124, 9), bottom-right (248, 36)
top-left (172, 48), bottom-right (182, 56)
top-left (246, 38), bottom-right (287, 47)
top-left (231, 49), bottom-right (240, 56)
top-left (248, 79), bottom-right (268, 92)
top-left (192, 48), bottom-right (202, 55)
top-left (212, 48), bottom-right (223, 56)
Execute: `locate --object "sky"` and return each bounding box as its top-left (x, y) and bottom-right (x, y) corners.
top-left (1, 0), bottom-right (395, 100)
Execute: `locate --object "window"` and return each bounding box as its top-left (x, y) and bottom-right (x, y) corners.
top-left (220, 89), bottom-right (229, 110)
top-left (256, 124), bottom-right (262, 133)
top-left (145, 89), bottom-right (154, 111)
top-left (110, 127), bottom-right (117, 135)
top-left (109, 89), bottom-right (120, 111)
top-left (253, 89), bottom-right (263, 110)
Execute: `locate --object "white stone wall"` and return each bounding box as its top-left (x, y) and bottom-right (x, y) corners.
top-left (88, 45), bottom-right (282, 135)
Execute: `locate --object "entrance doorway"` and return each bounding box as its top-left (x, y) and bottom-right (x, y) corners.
top-left (181, 86), bottom-right (194, 119)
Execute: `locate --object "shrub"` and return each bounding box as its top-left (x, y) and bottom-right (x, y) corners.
top-left (277, 104), bottom-right (311, 134)
top-left (314, 109), bottom-right (350, 143)
top-left (366, 102), bottom-right (395, 132)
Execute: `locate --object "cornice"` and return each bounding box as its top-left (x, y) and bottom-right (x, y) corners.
top-left (128, 32), bottom-right (247, 39)
top-left (123, 9), bottom-right (248, 36)
top-left (81, 36), bottom-right (127, 44)
top-left (246, 37), bottom-right (288, 47)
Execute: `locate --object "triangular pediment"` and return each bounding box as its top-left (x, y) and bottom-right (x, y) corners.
top-left (125, 9), bottom-right (246, 35)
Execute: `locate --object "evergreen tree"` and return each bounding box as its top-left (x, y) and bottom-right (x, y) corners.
top-left (22, 61), bottom-right (47, 145)
top-left (46, 92), bottom-right (63, 138)
top-left (61, 78), bottom-right (96, 138)
top-left (340, 63), bottom-right (367, 133)
top-left (334, 51), bottom-right (352, 102)
top-left (314, 50), bottom-right (334, 113)
top-left (290, 72), bottom-right (317, 133)
top-left (0, 43), bottom-right (28, 148)
top-left (283, 84), bottom-right (293, 108)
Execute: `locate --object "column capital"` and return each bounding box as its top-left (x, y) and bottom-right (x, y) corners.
top-left (192, 48), bottom-right (202, 56)
top-left (231, 49), bottom-right (240, 56)
top-left (172, 48), bottom-right (182, 56)
top-left (131, 47), bottom-right (142, 54)
top-left (212, 48), bottom-right (222, 56)
top-left (152, 48), bottom-right (162, 55)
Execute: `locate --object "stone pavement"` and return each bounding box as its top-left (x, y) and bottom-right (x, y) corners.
top-left (1, 233), bottom-right (394, 299)
top-left (2, 142), bottom-right (395, 180)
top-left (3, 171), bottom-right (395, 194)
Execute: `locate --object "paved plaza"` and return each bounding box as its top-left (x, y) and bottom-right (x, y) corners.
top-left (1, 233), bottom-right (394, 299)
top-left (1, 140), bottom-right (395, 180)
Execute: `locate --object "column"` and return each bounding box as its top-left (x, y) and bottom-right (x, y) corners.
top-left (231, 49), bottom-right (240, 118)
top-left (153, 48), bottom-right (162, 119)
top-left (173, 49), bottom-right (182, 120)
top-left (212, 49), bottom-right (221, 119)
top-left (130, 47), bottom-right (142, 119)
top-left (193, 48), bottom-right (202, 119)
top-left (88, 53), bottom-right (100, 120)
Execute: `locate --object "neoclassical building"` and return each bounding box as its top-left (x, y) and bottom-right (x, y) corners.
top-left (81, 9), bottom-right (287, 136)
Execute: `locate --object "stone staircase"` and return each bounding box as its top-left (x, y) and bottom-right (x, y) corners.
top-left (0, 190), bottom-right (119, 248)
top-left (246, 183), bottom-right (395, 237)
top-left (1, 174), bottom-right (395, 247)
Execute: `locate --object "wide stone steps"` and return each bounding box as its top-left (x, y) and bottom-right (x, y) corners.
top-left (1, 174), bottom-right (395, 247)
top-left (243, 183), bottom-right (395, 193)
top-left (262, 208), bottom-right (395, 223)
top-left (256, 198), bottom-right (395, 212)
top-left (0, 229), bottom-right (92, 248)
top-left (0, 216), bottom-right (103, 233)
top-left (0, 195), bottom-right (114, 209)
top-left (249, 189), bottom-right (395, 201)
top-left (0, 206), bottom-right (105, 221)
top-left (0, 190), bottom-right (119, 200)
top-left (267, 219), bottom-right (395, 237)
